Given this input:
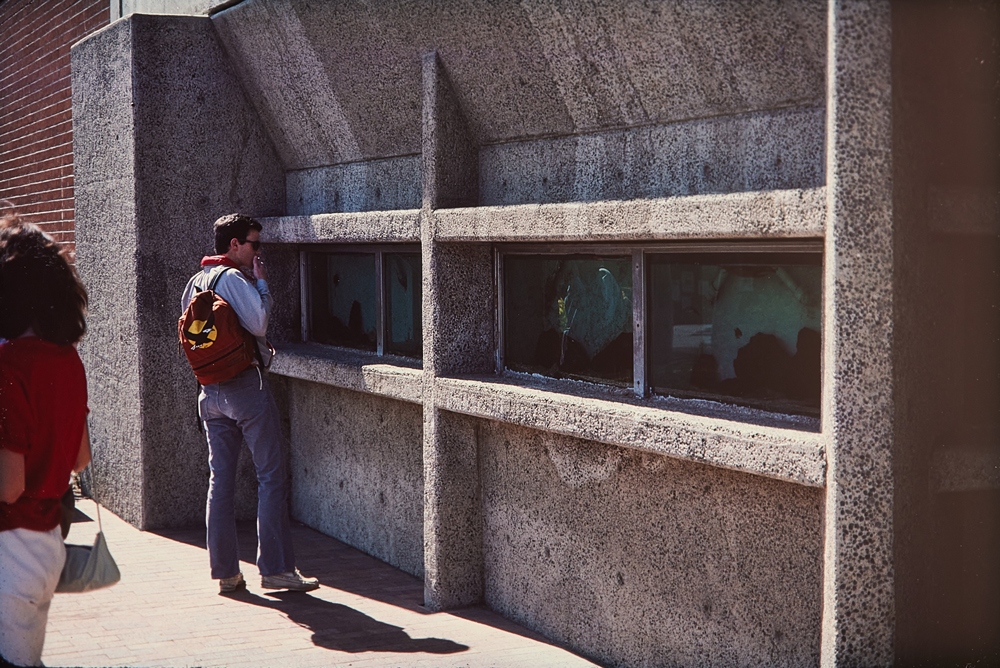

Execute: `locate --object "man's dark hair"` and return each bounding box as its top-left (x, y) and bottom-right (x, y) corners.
top-left (0, 218), bottom-right (88, 345)
top-left (214, 213), bottom-right (262, 255)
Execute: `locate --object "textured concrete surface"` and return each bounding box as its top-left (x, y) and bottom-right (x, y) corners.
top-left (287, 156), bottom-right (421, 216)
top-left (422, 409), bottom-right (484, 611)
top-left (422, 52), bottom-right (479, 210)
top-left (44, 499), bottom-right (599, 668)
top-left (421, 242), bottom-right (495, 378)
top-left (72, 16), bottom-right (145, 527)
top-left (71, 1), bottom-right (1000, 666)
top-left (434, 188), bottom-right (826, 242)
top-left (480, 106), bottom-right (824, 206)
top-left (821, 1), bottom-right (895, 665)
top-left (269, 343), bottom-right (423, 404)
top-left (436, 375), bottom-right (825, 487)
top-left (211, 0), bottom-right (825, 171)
top-left (72, 14), bottom-right (284, 528)
top-left (114, 0), bottom-right (213, 21)
top-left (288, 379), bottom-right (425, 578)
top-left (480, 422), bottom-right (824, 668)
top-left (261, 210), bottom-right (421, 244)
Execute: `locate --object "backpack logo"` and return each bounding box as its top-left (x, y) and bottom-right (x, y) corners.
top-left (184, 314), bottom-right (217, 349)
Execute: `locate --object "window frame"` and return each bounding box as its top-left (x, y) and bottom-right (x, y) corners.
top-left (496, 240), bottom-right (824, 414)
top-left (300, 243), bottom-right (422, 358)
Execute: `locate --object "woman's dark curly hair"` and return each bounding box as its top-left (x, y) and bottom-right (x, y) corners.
top-left (0, 206), bottom-right (88, 345)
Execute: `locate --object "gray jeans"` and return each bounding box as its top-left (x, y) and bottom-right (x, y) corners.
top-left (198, 367), bottom-right (295, 579)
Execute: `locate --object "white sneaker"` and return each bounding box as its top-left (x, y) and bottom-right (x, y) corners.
top-left (261, 569), bottom-right (319, 591)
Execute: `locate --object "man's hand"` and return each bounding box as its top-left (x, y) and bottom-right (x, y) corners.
top-left (253, 256), bottom-right (268, 281)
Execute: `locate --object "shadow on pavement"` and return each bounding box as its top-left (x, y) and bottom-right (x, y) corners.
top-left (224, 589), bottom-right (469, 655)
top-left (149, 520), bottom-right (554, 648)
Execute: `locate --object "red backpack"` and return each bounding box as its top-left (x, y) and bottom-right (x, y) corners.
top-left (178, 268), bottom-right (257, 385)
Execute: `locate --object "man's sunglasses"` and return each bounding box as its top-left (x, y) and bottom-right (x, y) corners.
top-left (241, 239), bottom-right (261, 251)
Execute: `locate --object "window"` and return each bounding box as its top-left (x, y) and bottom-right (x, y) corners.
top-left (503, 253), bottom-right (633, 385)
top-left (500, 243), bottom-right (822, 416)
top-left (306, 247), bottom-right (422, 358)
top-left (646, 250), bottom-right (821, 415)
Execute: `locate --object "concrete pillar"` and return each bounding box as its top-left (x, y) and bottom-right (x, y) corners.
top-left (72, 14), bottom-right (284, 528)
top-left (421, 51), bottom-right (478, 211)
top-left (821, 0), bottom-right (895, 665)
top-left (421, 51), bottom-right (491, 610)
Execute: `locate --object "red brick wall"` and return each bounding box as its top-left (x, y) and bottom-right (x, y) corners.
top-left (0, 0), bottom-right (109, 260)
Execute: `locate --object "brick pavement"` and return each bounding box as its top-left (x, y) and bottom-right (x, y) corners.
top-left (43, 499), bottom-right (600, 668)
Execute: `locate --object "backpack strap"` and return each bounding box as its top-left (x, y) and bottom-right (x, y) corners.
top-left (207, 266), bottom-right (231, 293)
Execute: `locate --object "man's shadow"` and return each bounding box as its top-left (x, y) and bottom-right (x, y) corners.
top-left (225, 589), bottom-right (468, 655)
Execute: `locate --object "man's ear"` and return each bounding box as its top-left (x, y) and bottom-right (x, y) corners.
top-left (229, 237), bottom-right (241, 252)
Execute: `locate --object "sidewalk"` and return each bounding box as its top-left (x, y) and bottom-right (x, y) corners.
top-left (43, 499), bottom-right (600, 668)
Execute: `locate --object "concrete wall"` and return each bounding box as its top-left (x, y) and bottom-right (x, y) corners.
top-left (481, 422), bottom-right (823, 668)
top-left (287, 379), bottom-right (424, 578)
top-left (70, 1), bottom-right (1000, 666)
top-left (212, 0), bottom-right (826, 212)
top-left (73, 14), bottom-right (284, 527)
top-left (112, 0), bottom-right (215, 21)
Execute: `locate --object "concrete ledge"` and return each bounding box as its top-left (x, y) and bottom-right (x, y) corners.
top-left (435, 374), bottom-right (827, 487)
top-left (433, 187), bottom-right (826, 241)
top-left (260, 210), bottom-right (421, 244)
top-left (269, 343), bottom-right (423, 404)
top-left (269, 343), bottom-right (825, 486)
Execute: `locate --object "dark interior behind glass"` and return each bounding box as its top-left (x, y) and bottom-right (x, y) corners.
top-left (384, 253), bottom-right (422, 358)
top-left (647, 252), bottom-right (822, 415)
top-left (504, 254), bottom-right (633, 385)
top-left (309, 252), bottom-right (377, 351)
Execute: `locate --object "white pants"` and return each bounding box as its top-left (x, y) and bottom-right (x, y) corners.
top-left (0, 527), bottom-right (65, 667)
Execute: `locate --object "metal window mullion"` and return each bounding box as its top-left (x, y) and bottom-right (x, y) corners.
top-left (632, 249), bottom-right (646, 398)
top-left (375, 250), bottom-right (385, 356)
top-left (495, 248), bottom-right (504, 374)
top-left (300, 249), bottom-right (310, 343)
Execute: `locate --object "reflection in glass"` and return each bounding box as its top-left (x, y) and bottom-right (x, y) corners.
top-left (648, 253), bottom-right (822, 414)
top-left (310, 252), bottom-right (377, 351)
top-left (384, 253), bottom-right (422, 358)
top-left (504, 255), bottom-right (633, 384)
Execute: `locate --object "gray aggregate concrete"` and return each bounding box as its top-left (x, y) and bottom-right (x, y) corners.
top-left (434, 189), bottom-right (826, 242)
top-left (73, 14), bottom-right (283, 528)
top-left (211, 0), bottom-right (825, 170)
top-left (287, 156), bottom-right (421, 216)
top-left (288, 378), bottom-right (425, 578)
top-left (481, 421), bottom-right (824, 668)
top-left (261, 211), bottom-right (421, 244)
top-left (436, 376), bottom-right (825, 488)
top-left (821, 1), bottom-right (895, 664)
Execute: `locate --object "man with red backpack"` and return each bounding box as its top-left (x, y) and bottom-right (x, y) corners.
top-left (180, 214), bottom-right (317, 594)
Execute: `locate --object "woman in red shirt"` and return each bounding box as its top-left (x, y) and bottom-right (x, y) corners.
top-left (0, 214), bottom-right (91, 667)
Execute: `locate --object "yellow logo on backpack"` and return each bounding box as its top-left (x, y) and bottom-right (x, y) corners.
top-left (185, 314), bottom-right (218, 349)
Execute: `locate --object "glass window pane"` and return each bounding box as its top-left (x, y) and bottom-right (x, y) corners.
top-left (504, 254), bottom-right (633, 385)
top-left (309, 252), bottom-right (377, 351)
top-left (647, 253), bottom-right (822, 415)
top-left (384, 253), bottom-right (422, 358)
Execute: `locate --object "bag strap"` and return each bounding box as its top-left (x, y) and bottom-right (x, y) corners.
top-left (94, 501), bottom-right (104, 533)
top-left (207, 266), bottom-right (231, 293)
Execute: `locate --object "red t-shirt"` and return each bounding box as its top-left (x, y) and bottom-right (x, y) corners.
top-left (0, 337), bottom-right (88, 532)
